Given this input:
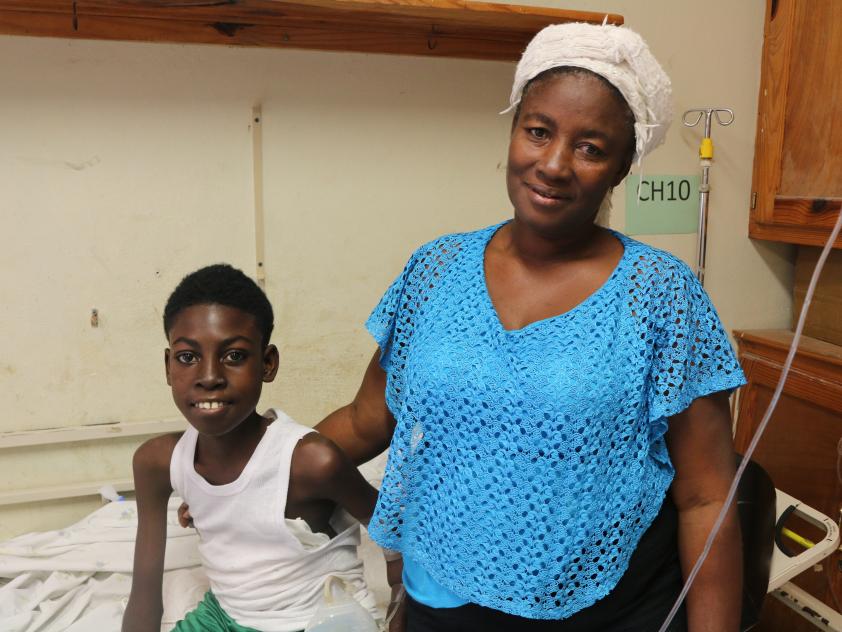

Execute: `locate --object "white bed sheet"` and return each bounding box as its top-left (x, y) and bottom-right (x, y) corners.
top-left (0, 452), bottom-right (391, 632)
top-left (0, 497), bottom-right (207, 632)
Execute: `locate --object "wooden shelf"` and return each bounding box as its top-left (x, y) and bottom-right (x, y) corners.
top-left (0, 0), bottom-right (622, 61)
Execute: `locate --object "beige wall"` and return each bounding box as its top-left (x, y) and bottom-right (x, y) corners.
top-left (0, 0), bottom-right (791, 538)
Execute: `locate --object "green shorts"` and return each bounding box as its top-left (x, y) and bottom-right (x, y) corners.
top-left (172, 591), bottom-right (302, 632)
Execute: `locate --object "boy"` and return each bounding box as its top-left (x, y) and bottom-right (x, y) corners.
top-left (123, 264), bottom-right (380, 632)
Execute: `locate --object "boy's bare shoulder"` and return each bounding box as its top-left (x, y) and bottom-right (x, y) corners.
top-left (133, 432), bottom-right (183, 476)
top-left (290, 431), bottom-right (349, 488)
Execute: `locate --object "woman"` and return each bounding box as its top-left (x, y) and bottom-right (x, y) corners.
top-left (318, 22), bottom-right (744, 632)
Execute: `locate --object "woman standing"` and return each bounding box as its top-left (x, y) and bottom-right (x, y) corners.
top-left (317, 22), bottom-right (745, 632)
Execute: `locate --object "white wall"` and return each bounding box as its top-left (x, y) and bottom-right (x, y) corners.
top-left (0, 0), bottom-right (792, 538)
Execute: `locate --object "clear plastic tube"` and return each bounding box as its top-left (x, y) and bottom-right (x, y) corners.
top-left (657, 207), bottom-right (842, 632)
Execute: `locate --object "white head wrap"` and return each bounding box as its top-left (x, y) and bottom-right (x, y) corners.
top-left (504, 22), bottom-right (673, 163)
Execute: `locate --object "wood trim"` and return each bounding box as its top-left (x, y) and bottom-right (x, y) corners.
top-left (749, 219), bottom-right (842, 248)
top-left (769, 197), bottom-right (842, 228)
top-left (750, 196), bottom-right (842, 247)
top-left (0, 0), bottom-right (623, 61)
top-left (734, 329), bottom-right (842, 381)
top-left (736, 356), bottom-right (842, 414)
top-left (73, 16), bottom-right (533, 60)
top-left (0, 1), bottom-right (66, 11)
top-left (77, 0), bottom-right (619, 30)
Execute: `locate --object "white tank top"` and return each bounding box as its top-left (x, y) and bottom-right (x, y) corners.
top-left (170, 408), bottom-right (376, 631)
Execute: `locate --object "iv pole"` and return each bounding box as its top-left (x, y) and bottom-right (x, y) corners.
top-left (682, 107), bottom-right (734, 286)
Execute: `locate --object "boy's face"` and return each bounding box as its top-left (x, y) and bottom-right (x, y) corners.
top-left (165, 303), bottom-right (278, 437)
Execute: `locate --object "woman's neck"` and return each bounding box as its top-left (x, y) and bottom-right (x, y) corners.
top-left (505, 218), bottom-right (607, 265)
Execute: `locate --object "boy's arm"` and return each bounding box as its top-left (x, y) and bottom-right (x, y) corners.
top-left (292, 432), bottom-right (379, 525)
top-left (122, 435), bottom-right (178, 632)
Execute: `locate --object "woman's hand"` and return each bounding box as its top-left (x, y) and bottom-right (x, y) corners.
top-left (177, 502), bottom-right (193, 528)
top-left (383, 556), bottom-right (406, 631)
top-left (386, 583), bottom-right (407, 632)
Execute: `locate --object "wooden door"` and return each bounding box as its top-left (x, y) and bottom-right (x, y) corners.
top-left (749, 0), bottom-right (842, 248)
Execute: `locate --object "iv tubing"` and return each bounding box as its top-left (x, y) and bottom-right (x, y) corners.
top-left (657, 208), bottom-right (842, 632)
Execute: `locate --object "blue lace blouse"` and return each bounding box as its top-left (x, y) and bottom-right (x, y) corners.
top-left (365, 222), bottom-right (746, 620)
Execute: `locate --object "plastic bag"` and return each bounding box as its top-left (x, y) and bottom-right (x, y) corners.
top-left (304, 576), bottom-right (379, 632)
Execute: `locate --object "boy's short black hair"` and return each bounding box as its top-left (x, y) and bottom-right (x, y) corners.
top-left (163, 264), bottom-right (274, 346)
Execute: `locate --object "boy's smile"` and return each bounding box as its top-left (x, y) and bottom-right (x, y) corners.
top-left (165, 303), bottom-right (278, 437)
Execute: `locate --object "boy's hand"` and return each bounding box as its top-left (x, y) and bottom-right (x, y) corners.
top-left (177, 502), bottom-right (193, 528)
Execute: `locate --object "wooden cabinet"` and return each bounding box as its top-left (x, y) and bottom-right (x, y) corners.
top-left (734, 329), bottom-right (842, 631)
top-left (744, 5), bottom-right (842, 627)
top-left (749, 0), bottom-right (842, 248)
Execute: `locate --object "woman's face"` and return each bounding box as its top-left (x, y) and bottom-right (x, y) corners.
top-left (507, 72), bottom-right (634, 238)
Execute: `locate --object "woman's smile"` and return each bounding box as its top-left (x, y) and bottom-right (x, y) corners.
top-left (525, 182), bottom-right (572, 207)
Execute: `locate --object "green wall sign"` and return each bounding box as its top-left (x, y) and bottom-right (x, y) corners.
top-left (625, 175), bottom-right (700, 235)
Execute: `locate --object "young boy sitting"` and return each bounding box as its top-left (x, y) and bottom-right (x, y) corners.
top-left (123, 264), bottom-right (380, 632)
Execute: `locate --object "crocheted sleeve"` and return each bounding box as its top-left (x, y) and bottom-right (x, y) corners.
top-left (365, 244), bottom-right (431, 415)
top-left (647, 258), bottom-right (746, 426)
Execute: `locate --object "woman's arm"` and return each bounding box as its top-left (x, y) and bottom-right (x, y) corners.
top-left (666, 391), bottom-right (742, 632)
top-left (122, 436), bottom-right (177, 632)
top-left (316, 349), bottom-right (396, 466)
top-left (317, 349), bottom-right (405, 630)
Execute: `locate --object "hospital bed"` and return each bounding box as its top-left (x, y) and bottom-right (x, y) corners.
top-left (0, 456), bottom-right (838, 631)
top-left (0, 454), bottom-right (392, 632)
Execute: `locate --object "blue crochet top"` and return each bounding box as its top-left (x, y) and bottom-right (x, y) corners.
top-left (365, 222), bottom-right (746, 620)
